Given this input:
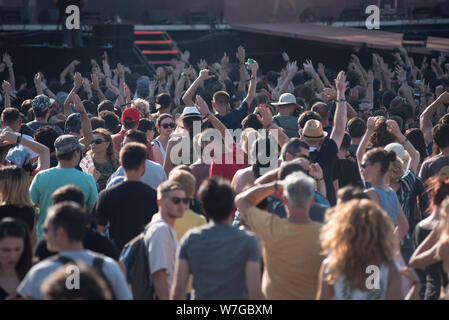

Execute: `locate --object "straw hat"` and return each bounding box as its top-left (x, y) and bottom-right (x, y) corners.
top-left (300, 119), bottom-right (328, 141)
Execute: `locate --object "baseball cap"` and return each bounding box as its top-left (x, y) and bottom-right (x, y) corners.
top-left (31, 94), bottom-right (51, 112)
top-left (54, 135), bottom-right (85, 156)
top-left (121, 107), bottom-right (141, 123)
top-left (65, 113), bottom-right (82, 134)
top-left (5, 145), bottom-right (31, 167)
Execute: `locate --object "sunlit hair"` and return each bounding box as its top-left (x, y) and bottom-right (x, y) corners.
top-left (168, 169), bottom-right (196, 198)
top-left (385, 157), bottom-right (404, 184)
top-left (368, 116), bottom-right (396, 148)
top-left (0, 166), bottom-right (33, 207)
top-left (88, 128), bottom-right (118, 167)
top-left (132, 98), bottom-right (150, 118)
top-left (320, 199), bottom-right (396, 288)
top-left (240, 128), bottom-right (259, 155)
top-left (426, 176), bottom-right (449, 215)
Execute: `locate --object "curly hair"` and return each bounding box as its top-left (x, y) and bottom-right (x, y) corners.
top-left (320, 199), bottom-right (396, 289)
top-left (88, 128), bottom-right (118, 167)
top-left (369, 116), bottom-right (396, 148)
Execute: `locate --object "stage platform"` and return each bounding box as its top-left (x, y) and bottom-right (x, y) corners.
top-left (231, 23), bottom-right (449, 54)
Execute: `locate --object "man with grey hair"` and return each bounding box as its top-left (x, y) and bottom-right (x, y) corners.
top-left (236, 171), bottom-right (323, 299)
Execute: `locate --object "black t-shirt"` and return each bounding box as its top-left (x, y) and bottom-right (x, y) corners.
top-left (0, 205), bottom-right (35, 231)
top-left (313, 139), bottom-right (338, 205)
top-left (34, 228), bottom-right (120, 261)
top-left (335, 158), bottom-right (363, 189)
top-left (92, 181), bottom-right (158, 251)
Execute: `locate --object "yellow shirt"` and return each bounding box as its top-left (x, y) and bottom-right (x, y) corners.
top-left (174, 209), bottom-right (207, 242)
top-left (246, 206), bottom-right (323, 300)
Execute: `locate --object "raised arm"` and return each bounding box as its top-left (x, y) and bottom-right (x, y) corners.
top-left (235, 181), bottom-right (280, 221)
top-left (420, 91), bottom-right (449, 145)
top-left (256, 104), bottom-right (288, 148)
top-left (386, 119), bottom-right (420, 174)
top-left (70, 92), bottom-right (93, 150)
top-left (60, 60), bottom-right (79, 85)
top-left (356, 116), bottom-right (377, 176)
top-left (195, 94), bottom-right (227, 140)
top-left (329, 71), bottom-right (347, 149)
top-left (1, 80), bottom-right (12, 109)
top-left (303, 59), bottom-right (325, 93)
top-left (3, 53), bottom-right (15, 91)
top-left (242, 60), bottom-right (259, 106)
top-left (182, 69), bottom-right (215, 106)
top-left (0, 130), bottom-right (50, 171)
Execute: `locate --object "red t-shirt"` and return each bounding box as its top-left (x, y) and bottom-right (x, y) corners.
top-left (209, 144), bottom-right (247, 182)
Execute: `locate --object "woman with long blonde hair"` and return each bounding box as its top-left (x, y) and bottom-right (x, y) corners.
top-left (0, 166), bottom-right (36, 245)
top-left (316, 199), bottom-right (403, 299)
top-left (85, 128), bottom-right (119, 191)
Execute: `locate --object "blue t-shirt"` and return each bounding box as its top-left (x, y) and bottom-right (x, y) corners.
top-left (27, 120), bottom-right (64, 136)
top-left (30, 168), bottom-right (98, 240)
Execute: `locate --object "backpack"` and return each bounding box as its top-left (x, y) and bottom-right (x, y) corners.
top-left (52, 254), bottom-right (117, 300)
top-left (119, 223), bottom-right (155, 300)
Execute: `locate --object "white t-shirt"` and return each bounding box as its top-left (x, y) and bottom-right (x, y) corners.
top-left (18, 250), bottom-right (132, 300)
top-left (144, 215), bottom-right (178, 289)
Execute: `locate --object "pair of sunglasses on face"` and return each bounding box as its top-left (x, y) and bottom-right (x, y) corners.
top-left (161, 123), bottom-right (175, 129)
top-left (170, 196), bottom-right (190, 205)
top-left (92, 139), bottom-right (106, 145)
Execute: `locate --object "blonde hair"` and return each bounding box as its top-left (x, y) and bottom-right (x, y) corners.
top-left (320, 199), bottom-right (396, 289)
top-left (0, 166), bottom-right (34, 207)
top-left (385, 157), bottom-right (404, 184)
top-left (168, 169), bottom-right (196, 198)
top-left (132, 98), bottom-right (150, 118)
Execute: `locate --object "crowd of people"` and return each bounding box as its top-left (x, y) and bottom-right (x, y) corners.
top-left (0, 44), bottom-right (449, 300)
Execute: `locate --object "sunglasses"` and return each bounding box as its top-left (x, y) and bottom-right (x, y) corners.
top-left (92, 139), bottom-right (106, 145)
top-left (161, 123), bottom-right (175, 129)
top-left (170, 197), bottom-right (190, 205)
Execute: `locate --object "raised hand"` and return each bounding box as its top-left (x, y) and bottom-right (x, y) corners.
top-left (103, 58), bottom-right (112, 78)
top-left (197, 59), bottom-right (208, 70)
top-left (308, 163), bottom-right (323, 180)
top-left (73, 72), bottom-right (83, 88)
top-left (236, 46), bottom-right (245, 64)
top-left (3, 53), bottom-right (13, 68)
top-left (220, 52), bottom-right (229, 68)
top-left (198, 69), bottom-right (215, 81)
top-left (287, 61), bottom-right (298, 75)
top-left (156, 66), bottom-right (166, 81)
top-left (194, 95), bottom-right (210, 116)
top-left (334, 71), bottom-right (347, 93)
top-left (323, 86), bottom-right (337, 101)
top-left (303, 59), bottom-right (315, 74)
top-left (83, 77), bottom-right (92, 93)
top-left (395, 65), bottom-right (406, 82)
top-left (386, 119), bottom-right (401, 136)
top-left (69, 91), bottom-right (86, 113)
top-left (248, 60), bottom-right (259, 75)
top-left (255, 104), bottom-right (273, 128)
top-left (34, 72), bottom-right (43, 88)
top-left (281, 52), bottom-right (290, 62)
top-left (367, 116), bottom-right (378, 131)
top-left (180, 50), bottom-right (190, 62)
top-left (90, 73), bottom-right (100, 91)
top-left (117, 63), bottom-right (125, 78)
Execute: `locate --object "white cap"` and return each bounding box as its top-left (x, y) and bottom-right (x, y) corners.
top-left (181, 106), bottom-right (202, 119)
top-left (271, 93), bottom-right (298, 106)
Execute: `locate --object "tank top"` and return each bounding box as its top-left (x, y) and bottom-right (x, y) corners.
top-left (370, 187), bottom-right (399, 224)
top-left (152, 139), bottom-right (166, 162)
top-left (329, 260), bottom-right (390, 300)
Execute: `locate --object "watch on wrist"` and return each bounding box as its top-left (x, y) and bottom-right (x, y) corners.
top-left (16, 133), bottom-right (22, 144)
